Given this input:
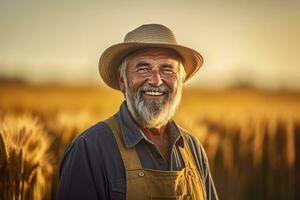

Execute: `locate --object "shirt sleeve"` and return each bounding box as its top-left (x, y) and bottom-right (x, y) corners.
top-left (185, 134), bottom-right (219, 200)
top-left (58, 137), bottom-right (108, 200)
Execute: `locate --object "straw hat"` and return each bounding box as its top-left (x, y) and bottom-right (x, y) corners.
top-left (99, 24), bottom-right (203, 90)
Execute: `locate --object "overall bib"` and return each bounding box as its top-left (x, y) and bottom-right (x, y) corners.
top-left (105, 117), bottom-right (205, 200)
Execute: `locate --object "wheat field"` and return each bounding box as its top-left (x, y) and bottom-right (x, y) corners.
top-left (0, 84), bottom-right (299, 200)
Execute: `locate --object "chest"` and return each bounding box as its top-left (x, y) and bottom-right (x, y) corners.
top-left (133, 139), bottom-right (184, 171)
top-left (152, 138), bottom-right (171, 161)
top-left (144, 132), bottom-right (172, 161)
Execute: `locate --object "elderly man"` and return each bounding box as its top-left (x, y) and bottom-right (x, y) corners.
top-left (58, 24), bottom-right (218, 200)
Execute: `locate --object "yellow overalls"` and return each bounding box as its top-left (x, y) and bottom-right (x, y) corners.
top-left (105, 117), bottom-right (206, 200)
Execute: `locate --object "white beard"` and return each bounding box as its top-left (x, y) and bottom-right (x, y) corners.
top-left (124, 79), bottom-right (183, 129)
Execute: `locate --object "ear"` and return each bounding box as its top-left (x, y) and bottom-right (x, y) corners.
top-left (119, 76), bottom-right (125, 93)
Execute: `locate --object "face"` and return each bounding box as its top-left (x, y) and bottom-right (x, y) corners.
top-left (119, 48), bottom-right (185, 128)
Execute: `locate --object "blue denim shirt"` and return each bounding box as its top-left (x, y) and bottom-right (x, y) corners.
top-left (58, 101), bottom-right (218, 200)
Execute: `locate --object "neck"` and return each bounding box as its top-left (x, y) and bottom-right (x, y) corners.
top-left (140, 123), bottom-right (171, 161)
top-left (140, 124), bottom-right (168, 142)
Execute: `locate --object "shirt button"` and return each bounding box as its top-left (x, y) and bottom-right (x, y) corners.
top-left (139, 171), bottom-right (145, 177)
top-left (188, 171), bottom-right (193, 177)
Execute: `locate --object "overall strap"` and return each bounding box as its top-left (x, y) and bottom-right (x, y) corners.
top-left (179, 129), bottom-right (201, 175)
top-left (104, 116), bottom-right (142, 170)
top-left (180, 134), bottom-right (206, 200)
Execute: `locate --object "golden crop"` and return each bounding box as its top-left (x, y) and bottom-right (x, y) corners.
top-left (0, 112), bottom-right (53, 200)
top-left (0, 84), bottom-right (299, 200)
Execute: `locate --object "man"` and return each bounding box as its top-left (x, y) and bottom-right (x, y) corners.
top-left (58, 24), bottom-right (218, 200)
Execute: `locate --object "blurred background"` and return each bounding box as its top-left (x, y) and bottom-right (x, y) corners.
top-left (0, 0), bottom-right (299, 199)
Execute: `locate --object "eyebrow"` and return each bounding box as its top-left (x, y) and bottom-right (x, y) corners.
top-left (136, 62), bottom-right (150, 68)
top-left (160, 63), bottom-right (174, 68)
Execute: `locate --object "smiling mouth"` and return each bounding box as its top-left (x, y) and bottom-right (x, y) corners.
top-left (144, 91), bottom-right (164, 96)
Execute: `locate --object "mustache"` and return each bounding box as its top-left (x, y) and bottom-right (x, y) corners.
top-left (138, 84), bottom-right (170, 95)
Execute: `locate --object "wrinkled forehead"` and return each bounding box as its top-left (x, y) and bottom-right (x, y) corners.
top-left (127, 47), bottom-right (182, 63)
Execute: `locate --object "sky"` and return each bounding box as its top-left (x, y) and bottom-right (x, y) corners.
top-left (0, 0), bottom-right (299, 90)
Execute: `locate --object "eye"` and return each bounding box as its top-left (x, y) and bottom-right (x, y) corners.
top-left (161, 66), bottom-right (175, 74)
top-left (136, 66), bottom-right (149, 73)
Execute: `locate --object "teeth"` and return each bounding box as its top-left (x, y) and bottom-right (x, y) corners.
top-left (145, 91), bottom-right (163, 96)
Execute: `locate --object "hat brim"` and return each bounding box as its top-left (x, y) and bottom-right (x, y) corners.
top-left (99, 42), bottom-right (203, 90)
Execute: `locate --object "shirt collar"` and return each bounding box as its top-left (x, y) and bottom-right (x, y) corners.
top-left (115, 101), bottom-right (184, 148)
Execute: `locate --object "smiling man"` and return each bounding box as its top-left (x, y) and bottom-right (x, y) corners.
top-left (58, 24), bottom-right (219, 200)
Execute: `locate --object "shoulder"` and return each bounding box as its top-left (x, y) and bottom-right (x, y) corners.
top-left (65, 121), bottom-right (112, 152)
top-left (179, 127), bottom-right (202, 149)
top-left (177, 125), bottom-right (206, 157)
top-left (60, 120), bottom-right (116, 169)
top-left (59, 119), bottom-right (124, 176)
top-left (58, 120), bottom-right (121, 199)
top-left (79, 120), bottom-right (112, 142)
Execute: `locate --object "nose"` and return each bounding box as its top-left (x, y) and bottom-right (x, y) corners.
top-left (148, 68), bottom-right (163, 86)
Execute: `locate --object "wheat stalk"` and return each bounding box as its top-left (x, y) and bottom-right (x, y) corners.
top-left (0, 112), bottom-right (53, 200)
